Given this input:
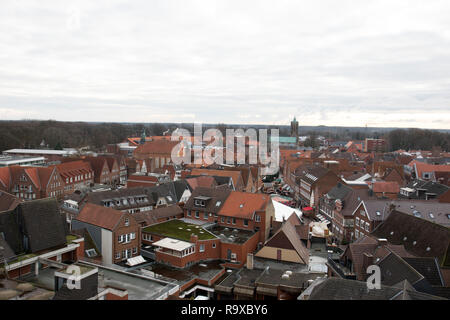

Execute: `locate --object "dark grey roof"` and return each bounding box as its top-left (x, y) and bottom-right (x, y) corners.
top-left (326, 183), bottom-right (353, 201)
top-left (371, 210), bottom-right (450, 267)
top-left (403, 257), bottom-right (445, 287)
top-left (296, 165), bottom-right (330, 184)
top-left (18, 198), bottom-right (67, 253)
top-left (377, 252), bottom-right (423, 287)
top-left (0, 236), bottom-right (15, 262)
top-left (361, 200), bottom-right (391, 221)
top-left (184, 187), bottom-right (231, 214)
top-left (0, 209), bottom-right (22, 254)
top-left (388, 200), bottom-right (450, 227)
top-left (307, 277), bottom-right (445, 300)
top-left (53, 272), bottom-right (99, 300)
top-left (402, 180), bottom-right (449, 200)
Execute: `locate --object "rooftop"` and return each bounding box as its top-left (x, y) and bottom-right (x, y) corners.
top-left (207, 225), bottom-right (256, 244)
top-left (142, 219), bottom-right (217, 241)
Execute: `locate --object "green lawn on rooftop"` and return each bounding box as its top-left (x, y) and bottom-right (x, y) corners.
top-left (142, 219), bottom-right (216, 242)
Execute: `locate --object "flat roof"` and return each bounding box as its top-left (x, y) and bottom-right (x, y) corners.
top-left (3, 149), bottom-right (77, 155)
top-left (142, 219), bottom-right (217, 241)
top-left (0, 156), bottom-right (46, 165)
top-left (153, 237), bottom-right (193, 251)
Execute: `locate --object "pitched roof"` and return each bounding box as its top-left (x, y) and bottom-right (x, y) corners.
top-left (307, 277), bottom-right (445, 300)
top-left (371, 210), bottom-right (450, 267)
top-left (263, 218), bottom-right (309, 264)
top-left (219, 191), bottom-right (270, 219)
top-left (52, 160), bottom-right (93, 179)
top-left (347, 236), bottom-right (414, 277)
top-left (403, 257), bottom-right (445, 287)
top-left (190, 169), bottom-right (243, 189)
top-left (134, 205), bottom-right (183, 225)
top-left (185, 176), bottom-right (218, 190)
top-left (184, 187), bottom-right (231, 214)
top-left (295, 165), bottom-right (330, 184)
top-left (134, 139), bottom-right (179, 155)
top-left (18, 198), bottom-right (67, 253)
top-left (76, 203), bottom-right (127, 230)
top-left (0, 191), bottom-right (20, 213)
top-left (377, 252), bottom-right (424, 287)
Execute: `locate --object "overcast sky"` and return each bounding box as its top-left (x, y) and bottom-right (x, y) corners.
top-left (1, 0), bottom-right (450, 129)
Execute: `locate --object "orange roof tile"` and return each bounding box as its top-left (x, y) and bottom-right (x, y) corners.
top-left (219, 191), bottom-right (270, 219)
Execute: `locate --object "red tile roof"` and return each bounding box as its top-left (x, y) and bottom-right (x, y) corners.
top-left (76, 203), bottom-right (126, 230)
top-left (185, 176), bottom-right (217, 190)
top-left (134, 140), bottom-right (180, 156)
top-left (219, 191), bottom-right (270, 219)
top-left (190, 169), bottom-right (243, 188)
top-left (372, 181), bottom-right (400, 194)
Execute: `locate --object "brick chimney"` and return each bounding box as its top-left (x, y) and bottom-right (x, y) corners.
top-left (362, 253), bottom-right (374, 280)
top-left (190, 234), bottom-right (198, 244)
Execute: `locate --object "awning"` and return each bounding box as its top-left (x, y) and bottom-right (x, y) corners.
top-left (303, 207), bottom-right (313, 211)
top-left (126, 255), bottom-right (146, 266)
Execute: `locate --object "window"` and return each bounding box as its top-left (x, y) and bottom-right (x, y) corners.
top-left (118, 235), bottom-right (123, 243)
top-left (232, 218), bottom-right (236, 225)
top-left (355, 230), bottom-right (359, 238)
top-left (356, 217), bottom-right (360, 227)
top-left (227, 217), bottom-right (231, 224)
top-left (187, 210), bottom-right (191, 217)
top-left (244, 219), bottom-right (248, 227)
top-left (221, 217), bottom-right (225, 223)
top-left (125, 218), bottom-right (129, 226)
top-left (255, 215), bottom-right (261, 222)
top-left (131, 232), bottom-right (136, 240)
top-left (115, 252), bottom-right (121, 259)
top-left (132, 247), bottom-right (138, 254)
top-left (360, 210), bottom-right (365, 216)
top-left (204, 212), bottom-right (208, 220)
top-left (199, 244), bottom-right (205, 252)
top-left (212, 243), bottom-right (216, 248)
top-left (365, 222), bottom-right (369, 232)
top-left (86, 249), bottom-right (97, 258)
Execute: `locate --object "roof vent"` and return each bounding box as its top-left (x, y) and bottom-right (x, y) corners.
top-left (426, 247), bottom-right (431, 251)
top-left (281, 274), bottom-right (290, 280)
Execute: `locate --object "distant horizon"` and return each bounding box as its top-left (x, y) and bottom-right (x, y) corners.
top-left (1, 1), bottom-right (450, 130)
top-left (1, 118), bottom-right (449, 132)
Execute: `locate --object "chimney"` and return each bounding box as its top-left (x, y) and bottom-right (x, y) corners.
top-left (362, 253), bottom-right (374, 279)
top-left (190, 234), bottom-right (198, 244)
top-left (377, 238), bottom-right (388, 247)
top-left (247, 253), bottom-right (254, 270)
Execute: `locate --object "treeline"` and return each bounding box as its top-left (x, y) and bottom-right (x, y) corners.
top-left (0, 120), bottom-right (173, 151)
top-left (385, 128), bottom-right (450, 152)
top-left (0, 120), bottom-right (448, 152)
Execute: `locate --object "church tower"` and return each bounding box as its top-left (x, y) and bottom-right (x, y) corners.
top-left (290, 117), bottom-right (299, 144)
top-left (140, 128), bottom-right (147, 145)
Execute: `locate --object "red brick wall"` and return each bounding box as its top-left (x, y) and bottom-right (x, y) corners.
top-left (106, 292), bottom-right (128, 300)
top-left (113, 214), bottom-right (141, 263)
